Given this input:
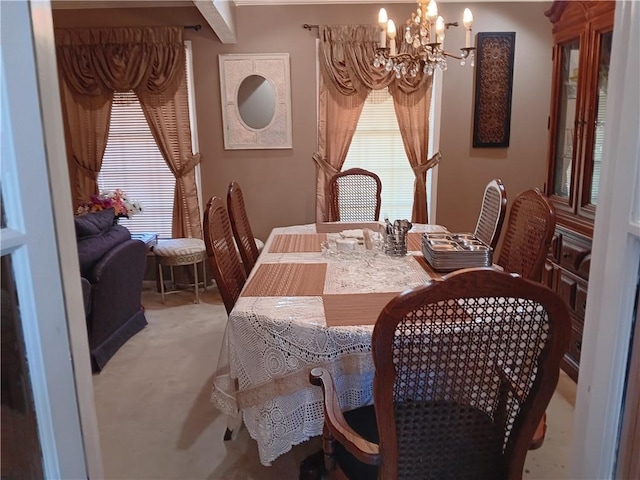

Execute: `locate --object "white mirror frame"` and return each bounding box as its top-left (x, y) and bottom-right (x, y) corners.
top-left (219, 53), bottom-right (292, 150)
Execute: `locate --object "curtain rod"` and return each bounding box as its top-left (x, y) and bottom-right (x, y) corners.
top-left (185, 24), bottom-right (202, 31)
top-left (303, 24), bottom-right (319, 31)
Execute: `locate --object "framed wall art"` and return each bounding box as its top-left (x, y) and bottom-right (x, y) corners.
top-left (472, 32), bottom-right (516, 148)
top-left (219, 53), bottom-right (292, 150)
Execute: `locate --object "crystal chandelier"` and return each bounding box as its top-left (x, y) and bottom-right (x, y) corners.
top-left (374, 0), bottom-right (476, 79)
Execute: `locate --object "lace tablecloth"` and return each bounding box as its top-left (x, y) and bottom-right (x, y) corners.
top-left (211, 222), bottom-right (447, 465)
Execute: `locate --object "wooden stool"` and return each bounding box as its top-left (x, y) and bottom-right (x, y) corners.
top-left (153, 238), bottom-right (207, 304)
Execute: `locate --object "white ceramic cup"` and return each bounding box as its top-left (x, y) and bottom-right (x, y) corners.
top-left (335, 238), bottom-right (358, 252)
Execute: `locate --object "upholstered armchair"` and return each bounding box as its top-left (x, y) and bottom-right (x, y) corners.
top-left (74, 208), bottom-right (148, 371)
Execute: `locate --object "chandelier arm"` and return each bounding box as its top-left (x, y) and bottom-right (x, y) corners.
top-left (441, 47), bottom-right (477, 60)
top-left (442, 51), bottom-right (463, 60)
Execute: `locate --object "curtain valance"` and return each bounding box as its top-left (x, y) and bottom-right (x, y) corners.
top-left (318, 25), bottom-right (429, 98)
top-left (56, 27), bottom-right (185, 96)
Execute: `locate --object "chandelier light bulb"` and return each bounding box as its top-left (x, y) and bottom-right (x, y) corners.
top-left (463, 8), bottom-right (474, 29)
top-left (378, 8), bottom-right (388, 48)
top-left (378, 8), bottom-right (388, 26)
top-left (387, 19), bottom-right (396, 39)
top-left (387, 19), bottom-right (397, 55)
top-left (463, 8), bottom-right (473, 47)
top-left (436, 16), bottom-right (445, 45)
top-left (426, 0), bottom-right (438, 23)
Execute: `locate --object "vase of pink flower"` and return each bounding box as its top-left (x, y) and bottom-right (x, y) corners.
top-left (77, 189), bottom-right (142, 223)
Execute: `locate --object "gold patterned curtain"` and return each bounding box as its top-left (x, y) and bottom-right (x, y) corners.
top-left (392, 90), bottom-right (440, 224)
top-left (315, 25), bottom-right (437, 223)
top-left (56, 26), bottom-right (202, 238)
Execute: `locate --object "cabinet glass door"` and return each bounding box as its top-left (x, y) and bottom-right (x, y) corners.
top-left (552, 39), bottom-right (581, 198)
top-left (588, 31), bottom-right (612, 205)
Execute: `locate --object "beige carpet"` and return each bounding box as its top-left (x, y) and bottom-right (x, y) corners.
top-left (93, 285), bottom-right (576, 479)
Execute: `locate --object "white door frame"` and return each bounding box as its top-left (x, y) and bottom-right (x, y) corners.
top-left (570, 1), bottom-right (640, 477)
top-left (1, 0), bottom-right (102, 477)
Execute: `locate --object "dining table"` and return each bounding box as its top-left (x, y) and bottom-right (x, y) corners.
top-left (211, 221), bottom-right (449, 465)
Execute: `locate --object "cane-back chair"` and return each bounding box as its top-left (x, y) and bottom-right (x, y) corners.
top-left (328, 168), bottom-right (382, 222)
top-left (310, 268), bottom-right (571, 480)
top-left (227, 181), bottom-right (264, 276)
top-left (496, 188), bottom-right (556, 282)
top-left (474, 179), bottom-right (508, 249)
top-left (203, 196), bottom-right (246, 315)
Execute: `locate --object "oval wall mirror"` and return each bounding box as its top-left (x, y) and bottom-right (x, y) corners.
top-left (219, 53), bottom-right (292, 149)
top-left (237, 75), bottom-right (276, 130)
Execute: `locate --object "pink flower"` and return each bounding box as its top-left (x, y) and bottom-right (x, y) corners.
top-left (76, 190), bottom-right (142, 218)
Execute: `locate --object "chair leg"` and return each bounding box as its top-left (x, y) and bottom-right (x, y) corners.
top-left (158, 263), bottom-right (166, 304)
top-left (193, 261), bottom-right (199, 304)
top-left (322, 423), bottom-right (336, 473)
top-left (530, 412), bottom-right (547, 450)
top-left (223, 413), bottom-right (243, 441)
top-left (201, 260), bottom-right (207, 292)
top-left (299, 450), bottom-right (325, 480)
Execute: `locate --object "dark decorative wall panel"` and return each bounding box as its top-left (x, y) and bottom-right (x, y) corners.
top-left (473, 32), bottom-right (516, 148)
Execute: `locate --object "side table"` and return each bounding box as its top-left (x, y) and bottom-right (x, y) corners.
top-left (131, 232), bottom-right (159, 250)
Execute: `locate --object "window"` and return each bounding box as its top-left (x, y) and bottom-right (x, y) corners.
top-left (342, 87), bottom-right (435, 221)
top-left (98, 42), bottom-right (198, 239)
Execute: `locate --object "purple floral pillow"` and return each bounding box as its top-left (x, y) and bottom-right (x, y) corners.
top-left (74, 208), bottom-right (115, 239)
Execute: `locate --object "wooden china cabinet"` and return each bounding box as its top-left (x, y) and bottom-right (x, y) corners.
top-left (542, 0), bottom-right (614, 382)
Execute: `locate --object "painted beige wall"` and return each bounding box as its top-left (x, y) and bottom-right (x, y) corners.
top-left (52, 2), bottom-right (552, 242)
top-left (436, 2), bottom-right (553, 236)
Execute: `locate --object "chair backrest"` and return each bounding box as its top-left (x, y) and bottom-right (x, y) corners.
top-left (328, 168), bottom-right (382, 222)
top-left (371, 268), bottom-right (571, 479)
top-left (203, 196), bottom-right (246, 315)
top-left (496, 189), bottom-right (556, 282)
top-left (227, 181), bottom-right (260, 276)
top-left (473, 179), bottom-right (508, 249)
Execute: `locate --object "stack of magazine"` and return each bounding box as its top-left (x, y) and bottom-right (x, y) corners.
top-left (421, 233), bottom-right (493, 272)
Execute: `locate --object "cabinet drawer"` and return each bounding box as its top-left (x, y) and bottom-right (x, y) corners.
top-left (567, 319), bottom-right (583, 367)
top-left (576, 283), bottom-right (588, 318)
top-left (543, 261), bottom-right (557, 290)
top-left (557, 271), bottom-right (588, 318)
top-left (557, 271), bottom-right (577, 310)
top-left (560, 240), bottom-right (590, 273)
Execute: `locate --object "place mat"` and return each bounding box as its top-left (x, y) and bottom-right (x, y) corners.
top-left (268, 233), bottom-right (327, 253)
top-left (242, 263), bottom-right (327, 297)
top-left (407, 232), bottom-right (424, 251)
top-left (412, 255), bottom-right (445, 281)
top-left (316, 222), bottom-right (382, 234)
top-left (323, 292), bottom-right (400, 327)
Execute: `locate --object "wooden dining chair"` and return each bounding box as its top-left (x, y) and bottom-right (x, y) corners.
top-left (227, 181), bottom-right (264, 276)
top-left (309, 268), bottom-right (571, 480)
top-left (496, 188), bottom-right (556, 282)
top-left (203, 196), bottom-right (246, 315)
top-left (495, 188), bottom-right (556, 449)
top-left (473, 179), bottom-right (508, 249)
top-left (328, 168), bottom-right (382, 222)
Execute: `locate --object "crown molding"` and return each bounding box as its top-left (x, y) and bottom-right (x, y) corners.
top-left (51, 0), bottom-right (192, 9)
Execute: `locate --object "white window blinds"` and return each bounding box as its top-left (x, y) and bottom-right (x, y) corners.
top-left (99, 91), bottom-right (175, 238)
top-left (343, 87), bottom-right (434, 221)
top-left (591, 91), bottom-right (606, 205)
